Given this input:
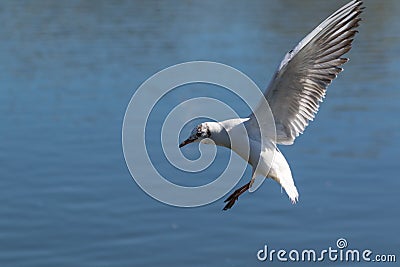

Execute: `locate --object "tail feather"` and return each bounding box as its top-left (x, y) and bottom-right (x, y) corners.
top-left (271, 175), bottom-right (299, 204)
top-left (269, 150), bottom-right (299, 204)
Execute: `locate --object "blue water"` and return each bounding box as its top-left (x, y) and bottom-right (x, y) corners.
top-left (1, 0), bottom-right (399, 266)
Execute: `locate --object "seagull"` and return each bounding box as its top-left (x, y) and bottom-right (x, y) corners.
top-left (179, 0), bottom-right (363, 210)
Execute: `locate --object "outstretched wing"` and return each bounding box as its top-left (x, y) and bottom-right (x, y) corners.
top-left (250, 0), bottom-right (363, 145)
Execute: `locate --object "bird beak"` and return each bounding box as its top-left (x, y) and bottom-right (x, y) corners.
top-left (179, 138), bottom-right (194, 148)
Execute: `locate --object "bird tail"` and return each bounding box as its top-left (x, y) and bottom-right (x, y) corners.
top-left (272, 175), bottom-right (299, 204)
top-left (269, 150), bottom-right (299, 204)
top-left (282, 179), bottom-right (299, 204)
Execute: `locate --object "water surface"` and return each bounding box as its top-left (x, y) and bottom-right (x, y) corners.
top-left (0, 0), bottom-right (399, 266)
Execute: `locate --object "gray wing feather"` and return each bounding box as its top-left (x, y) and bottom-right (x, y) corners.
top-left (251, 0), bottom-right (363, 145)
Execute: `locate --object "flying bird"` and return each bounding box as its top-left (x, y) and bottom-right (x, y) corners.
top-left (179, 0), bottom-right (363, 210)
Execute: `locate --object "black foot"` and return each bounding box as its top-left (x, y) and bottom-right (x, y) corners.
top-left (223, 182), bottom-right (251, 210)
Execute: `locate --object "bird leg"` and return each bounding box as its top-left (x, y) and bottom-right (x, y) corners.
top-left (223, 182), bottom-right (251, 210)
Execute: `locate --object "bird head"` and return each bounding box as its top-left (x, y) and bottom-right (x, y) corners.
top-left (179, 123), bottom-right (212, 148)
